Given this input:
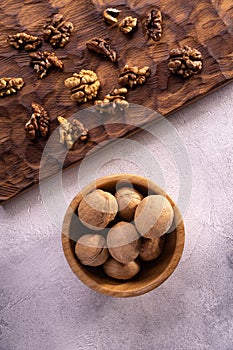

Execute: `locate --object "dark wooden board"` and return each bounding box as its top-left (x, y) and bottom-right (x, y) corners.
top-left (0, 0), bottom-right (232, 203)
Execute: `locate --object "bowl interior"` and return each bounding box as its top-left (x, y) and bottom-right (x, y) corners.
top-left (62, 174), bottom-right (185, 297)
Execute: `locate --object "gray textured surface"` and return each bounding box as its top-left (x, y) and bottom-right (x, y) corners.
top-left (1, 83), bottom-right (233, 350)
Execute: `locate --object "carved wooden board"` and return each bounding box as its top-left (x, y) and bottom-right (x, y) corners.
top-left (0, 0), bottom-right (232, 203)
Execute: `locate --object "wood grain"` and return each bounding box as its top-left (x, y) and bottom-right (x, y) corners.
top-left (62, 174), bottom-right (185, 297)
top-left (0, 0), bottom-right (232, 203)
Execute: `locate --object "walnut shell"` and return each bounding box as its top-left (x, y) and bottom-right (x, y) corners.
top-left (115, 187), bottom-right (143, 221)
top-left (103, 258), bottom-right (140, 280)
top-left (78, 189), bottom-right (118, 230)
top-left (107, 222), bottom-right (141, 263)
top-left (135, 195), bottom-right (174, 238)
top-left (75, 234), bottom-right (109, 266)
top-left (139, 237), bottom-right (165, 262)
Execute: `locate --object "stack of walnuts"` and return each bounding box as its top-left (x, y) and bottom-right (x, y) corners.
top-left (75, 185), bottom-right (174, 280)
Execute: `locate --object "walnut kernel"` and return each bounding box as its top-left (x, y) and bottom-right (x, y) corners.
top-left (8, 32), bottom-right (42, 51)
top-left (43, 14), bottom-right (74, 48)
top-left (30, 51), bottom-right (63, 79)
top-left (25, 103), bottom-right (50, 141)
top-left (144, 9), bottom-right (162, 41)
top-left (168, 46), bottom-right (203, 78)
top-left (0, 77), bottom-right (24, 97)
top-left (64, 70), bottom-right (100, 103)
top-left (118, 65), bottom-right (151, 88)
top-left (95, 87), bottom-right (128, 114)
top-left (103, 8), bottom-right (121, 25)
top-left (57, 116), bottom-right (88, 150)
top-left (119, 16), bottom-right (138, 34)
top-left (86, 37), bottom-right (117, 63)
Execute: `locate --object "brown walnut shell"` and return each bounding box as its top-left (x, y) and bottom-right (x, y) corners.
top-left (107, 222), bottom-right (141, 263)
top-left (75, 234), bottom-right (109, 267)
top-left (103, 258), bottom-right (140, 280)
top-left (135, 195), bottom-right (174, 238)
top-left (115, 187), bottom-right (143, 222)
top-left (78, 189), bottom-right (118, 230)
top-left (139, 237), bottom-right (165, 262)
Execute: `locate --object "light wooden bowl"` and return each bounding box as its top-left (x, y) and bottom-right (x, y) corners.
top-left (62, 174), bottom-right (185, 298)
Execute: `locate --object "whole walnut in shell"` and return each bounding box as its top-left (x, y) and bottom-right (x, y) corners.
top-left (135, 195), bottom-right (174, 238)
top-left (103, 258), bottom-right (140, 280)
top-left (78, 189), bottom-right (118, 230)
top-left (107, 222), bottom-right (141, 263)
top-left (139, 237), bottom-right (165, 262)
top-left (115, 187), bottom-right (143, 221)
top-left (75, 234), bottom-right (109, 266)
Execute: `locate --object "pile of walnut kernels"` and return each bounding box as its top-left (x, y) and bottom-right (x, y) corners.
top-left (3, 7), bottom-right (203, 150)
top-left (75, 186), bottom-right (174, 280)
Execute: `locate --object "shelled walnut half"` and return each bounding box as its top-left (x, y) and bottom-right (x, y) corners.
top-left (95, 87), bottom-right (128, 114)
top-left (57, 116), bottom-right (88, 150)
top-left (119, 16), bottom-right (138, 34)
top-left (64, 70), bottom-right (100, 103)
top-left (0, 77), bottom-right (24, 97)
top-left (43, 14), bottom-right (74, 48)
top-left (25, 103), bottom-right (50, 141)
top-left (118, 65), bottom-right (151, 88)
top-left (168, 46), bottom-right (203, 78)
top-left (29, 51), bottom-right (63, 79)
top-left (144, 9), bottom-right (162, 41)
top-left (7, 32), bottom-right (42, 51)
top-left (86, 37), bottom-right (117, 63)
top-left (103, 8), bottom-right (121, 25)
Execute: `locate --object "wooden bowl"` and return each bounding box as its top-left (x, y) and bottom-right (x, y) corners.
top-left (62, 174), bottom-right (185, 298)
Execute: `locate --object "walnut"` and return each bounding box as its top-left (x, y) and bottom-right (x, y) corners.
top-left (25, 103), bottom-right (50, 141)
top-left (103, 259), bottom-right (140, 280)
top-left (115, 187), bottom-right (143, 222)
top-left (118, 64), bottom-right (151, 88)
top-left (57, 116), bottom-right (88, 150)
top-left (144, 9), bottom-right (163, 41)
top-left (86, 37), bottom-right (117, 63)
top-left (103, 8), bottom-right (121, 25)
top-left (75, 234), bottom-right (109, 267)
top-left (64, 70), bottom-right (100, 103)
top-left (43, 14), bottom-right (74, 48)
top-left (119, 16), bottom-right (138, 34)
top-left (168, 46), bottom-right (203, 78)
top-left (135, 195), bottom-right (174, 238)
top-left (95, 87), bottom-right (128, 114)
top-left (0, 77), bottom-right (24, 97)
top-left (78, 189), bottom-right (118, 231)
top-left (29, 51), bottom-right (63, 79)
top-left (7, 32), bottom-right (42, 51)
top-left (107, 222), bottom-right (141, 264)
top-left (139, 237), bottom-right (165, 262)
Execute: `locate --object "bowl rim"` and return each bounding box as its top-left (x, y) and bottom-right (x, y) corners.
top-left (62, 174), bottom-right (185, 298)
